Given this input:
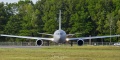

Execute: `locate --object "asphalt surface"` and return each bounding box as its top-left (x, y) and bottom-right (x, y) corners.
top-left (0, 46), bottom-right (46, 48)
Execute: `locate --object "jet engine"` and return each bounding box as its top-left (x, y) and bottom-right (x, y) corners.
top-left (36, 40), bottom-right (43, 46)
top-left (77, 40), bottom-right (84, 46)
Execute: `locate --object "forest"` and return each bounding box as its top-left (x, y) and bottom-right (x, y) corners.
top-left (0, 0), bottom-right (120, 42)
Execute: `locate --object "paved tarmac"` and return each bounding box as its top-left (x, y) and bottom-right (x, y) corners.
top-left (0, 46), bottom-right (46, 48)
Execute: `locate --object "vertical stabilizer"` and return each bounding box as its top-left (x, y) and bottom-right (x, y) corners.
top-left (59, 10), bottom-right (61, 30)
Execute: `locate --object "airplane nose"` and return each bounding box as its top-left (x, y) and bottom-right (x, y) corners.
top-left (54, 35), bottom-right (62, 43)
top-left (57, 36), bottom-right (61, 40)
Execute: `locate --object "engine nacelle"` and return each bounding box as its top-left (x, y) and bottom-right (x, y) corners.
top-left (77, 40), bottom-right (84, 46)
top-left (36, 40), bottom-right (43, 46)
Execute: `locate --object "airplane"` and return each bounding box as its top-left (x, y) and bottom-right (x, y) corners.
top-left (0, 10), bottom-right (120, 46)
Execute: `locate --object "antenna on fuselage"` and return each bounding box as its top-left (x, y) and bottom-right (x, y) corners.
top-left (59, 10), bottom-right (61, 30)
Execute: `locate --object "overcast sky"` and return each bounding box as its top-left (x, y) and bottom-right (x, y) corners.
top-left (0, 0), bottom-right (38, 4)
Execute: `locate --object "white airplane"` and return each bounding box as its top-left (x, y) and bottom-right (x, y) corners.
top-left (0, 10), bottom-right (120, 46)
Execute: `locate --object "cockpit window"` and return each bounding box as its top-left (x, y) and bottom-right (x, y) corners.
top-left (57, 33), bottom-right (59, 35)
top-left (60, 33), bottom-right (62, 35)
top-left (56, 33), bottom-right (62, 35)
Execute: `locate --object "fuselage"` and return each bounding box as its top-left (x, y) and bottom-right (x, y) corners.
top-left (53, 10), bottom-right (67, 43)
top-left (53, 30), bottom-right (66, 43)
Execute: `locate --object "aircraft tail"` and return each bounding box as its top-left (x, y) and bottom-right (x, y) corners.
top-left (59, 10), bottom-right (61, 30)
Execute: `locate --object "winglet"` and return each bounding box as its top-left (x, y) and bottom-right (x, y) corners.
top-left (59, 10), bottom-right (61, 30)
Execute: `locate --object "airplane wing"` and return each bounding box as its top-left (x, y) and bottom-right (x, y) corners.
top-left (67, 35), bottom-right (120, 41)
top-left (0, 34), bottom-right (53, 41)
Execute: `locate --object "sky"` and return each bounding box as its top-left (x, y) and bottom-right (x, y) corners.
top-left (0, 0), bottom-right (38, 4)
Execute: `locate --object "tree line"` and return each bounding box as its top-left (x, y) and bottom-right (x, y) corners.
top-left (0, 0), bottom-right (120, 42)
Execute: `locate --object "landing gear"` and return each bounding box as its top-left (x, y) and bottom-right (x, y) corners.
top-left (70, 41), bottom-right (73, 46)
top-left (47, 41), bottom-right (50, 46)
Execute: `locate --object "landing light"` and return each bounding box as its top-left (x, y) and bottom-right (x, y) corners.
top-left (51, 38), bottom-right (54, 41)
top-left (66, 38), bottom-right (69, 41)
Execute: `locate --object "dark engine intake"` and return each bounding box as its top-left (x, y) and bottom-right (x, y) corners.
top-left (77, 40), bottom-right (84, 46)
top-left (36, 40), bottom-right (43, 46)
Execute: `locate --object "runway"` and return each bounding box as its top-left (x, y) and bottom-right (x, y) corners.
top-left (0, 46), bottom-right (47, 48)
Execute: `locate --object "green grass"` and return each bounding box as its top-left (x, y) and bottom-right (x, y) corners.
top-left (0, 46), bottom-right (120, 60)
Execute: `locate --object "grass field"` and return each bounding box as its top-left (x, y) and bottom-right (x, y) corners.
top-left (0, 46), bottom-right (120, 60)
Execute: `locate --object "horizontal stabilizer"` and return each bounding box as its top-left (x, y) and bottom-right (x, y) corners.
top-left (37, 32), bottom-right (53, 36)
top-left (67, 33), bottom-right (82, 37)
